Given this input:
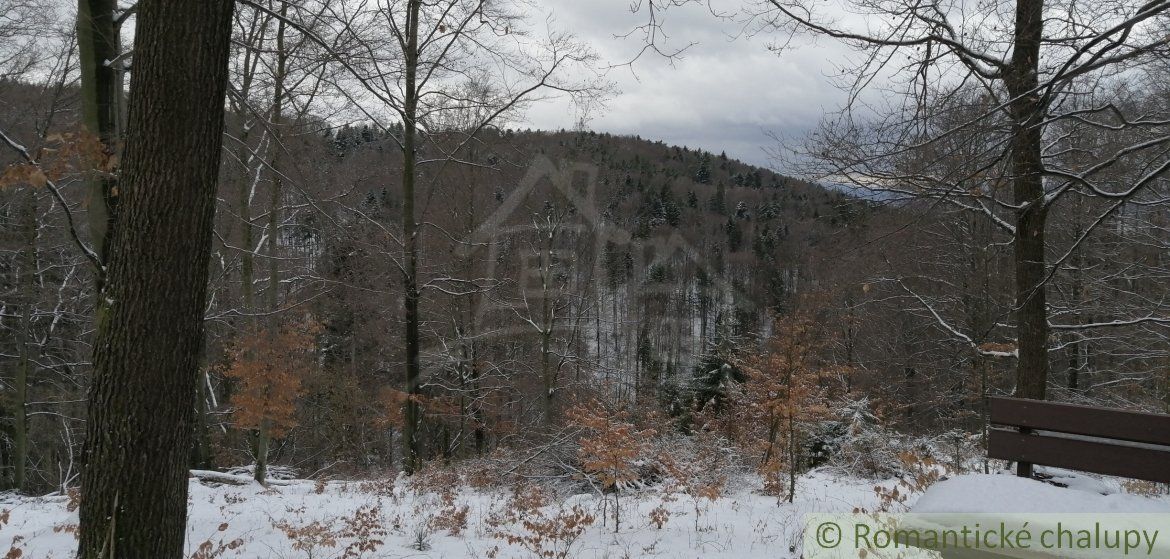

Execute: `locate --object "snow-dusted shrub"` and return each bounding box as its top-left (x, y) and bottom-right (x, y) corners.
top-left (457, 456), bottom-right (513, 490)
top-left (812, 398), bottom-right (924, 479)
top-left (427, 488), bottom-right (470, 536)
top-left (274, 503), bottom-right (388, 558)
top-left (648, 504), bottom-right (670, 529)
top-left (355, 475), bottom-right (399, 501)
top-left (813, 398), bottom-right (986, 480)
top-left (411, 466), bottom-right (461, 494)
top-left (486, 483), bottom-right (595, 559)
top-left (189, 536), bottom-right (245, 559)
top-left (408, 522), bottom-right (432, 551)
top-left (274, 517), bottom-right (339, 558)
top-left (567, 400), bottom-right (656, 531)
top-left (870, 452), bottom-right (951, 512)
top-left (188, 521), bottom-right (243, 559)
top-left (653, 431), bottom-right (734, 529)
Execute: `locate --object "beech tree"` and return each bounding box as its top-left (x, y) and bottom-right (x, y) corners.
top-left (736, 311), bottom-right (834, 502)
top-left (202, 0), bottom-right (341, 475)
top-left (76, 1), bottom-right (235, 557)
top-left (567, 399), bottom-right (655, 532)
top-left (225, 317), bottom-right (321, 483)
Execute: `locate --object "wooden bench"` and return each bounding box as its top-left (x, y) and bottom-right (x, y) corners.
top-left (988, 396), bottom-right (1170, 483)
top-left (894, 398), bottom-right (1170, 559)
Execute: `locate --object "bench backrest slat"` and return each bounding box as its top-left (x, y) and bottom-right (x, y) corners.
top-left (989, 429), bottom-right (1170, 484)
top-left (990, 397), bottom-right (1170, 446)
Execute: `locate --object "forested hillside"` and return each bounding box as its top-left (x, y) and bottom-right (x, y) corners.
top-left (2, 74), bottom-right (877, 486)
top-left (7, 78), bottom-right (1168, 494)
top-left (3, 1), bottom-right (1170, 557)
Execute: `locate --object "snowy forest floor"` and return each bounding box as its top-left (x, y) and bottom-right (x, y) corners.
top-left (2, 469), bottom-right (1167, 558)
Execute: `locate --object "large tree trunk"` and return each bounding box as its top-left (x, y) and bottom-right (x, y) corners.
top-left (1008, 0), bottom-right (1049, 402)
top-left (401, 0), bottom-right (423, 475)
top-left (77, 1), bottom-right (235, 557)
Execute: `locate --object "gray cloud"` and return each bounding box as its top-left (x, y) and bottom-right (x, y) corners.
top-left (523, 0), bottom-right (854, 173)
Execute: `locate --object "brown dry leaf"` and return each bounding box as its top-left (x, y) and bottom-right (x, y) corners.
top-left (102, 153), bottom-right (120, 173)
top-left (28, 168), bottom-right (47, 188)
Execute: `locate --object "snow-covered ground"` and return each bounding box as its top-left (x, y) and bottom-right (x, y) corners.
top-left (2, 469), bottom-right (1167, 558)
top-left (915, 473), bottom-right (1170, 514)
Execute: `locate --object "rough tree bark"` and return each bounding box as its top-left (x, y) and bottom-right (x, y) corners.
top-left (76, 1), bottom-right (235, 557)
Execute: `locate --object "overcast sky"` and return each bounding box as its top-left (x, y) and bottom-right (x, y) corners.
top-left (523, 0), bottom-right (855, 172)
